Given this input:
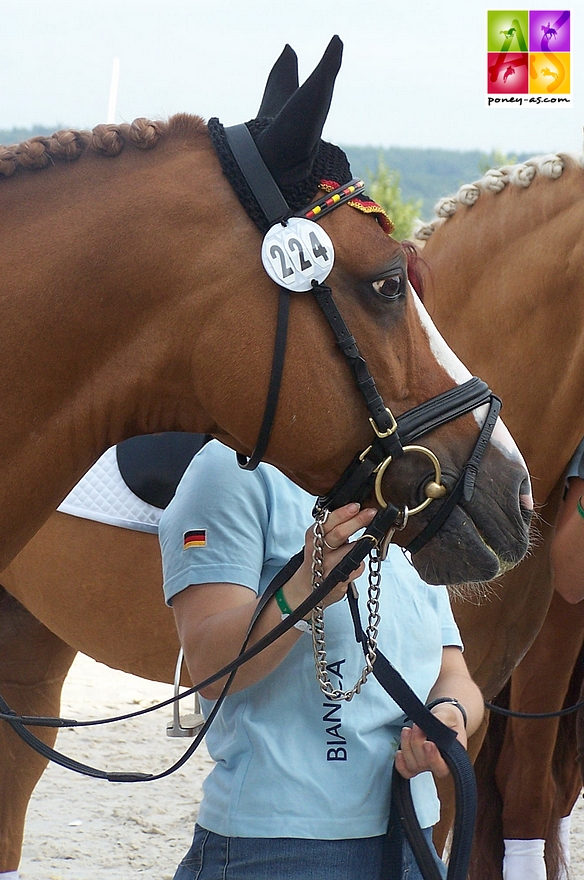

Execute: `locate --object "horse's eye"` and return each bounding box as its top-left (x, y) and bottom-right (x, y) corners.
top-left (372, 273), bottom-right (404, 301)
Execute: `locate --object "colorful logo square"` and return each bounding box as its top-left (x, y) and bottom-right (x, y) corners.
top-left (488, 53), bottom-right (529, 92)
top-left (529, 51), bottom-right (571, 92)
top-left (529, 10), bottom-right (570, 50)
top-left (487, 11), bottom-right (529, 51)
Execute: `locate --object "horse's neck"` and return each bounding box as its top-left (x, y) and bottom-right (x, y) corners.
top-left (0, 139), bottom-right (222, 566)
top-left (422, 164), bottom-right (584, 501)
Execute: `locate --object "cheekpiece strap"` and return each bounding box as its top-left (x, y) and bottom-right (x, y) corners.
top-left (310, 282), bottom-right (403, 446)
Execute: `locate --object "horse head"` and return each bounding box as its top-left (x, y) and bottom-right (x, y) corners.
top-left (0, 38), bottom-right (532, 584)
top-left (198, 37), bottom-right (532, 585)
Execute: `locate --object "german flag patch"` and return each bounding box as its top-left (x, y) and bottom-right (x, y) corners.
top-left (183, 529), bottom-right (207, 549)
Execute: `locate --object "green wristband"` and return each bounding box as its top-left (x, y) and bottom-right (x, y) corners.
top-left (577, 496), bottom-right (584, 520)
top-left (274, 587), bottom-right (293, 616)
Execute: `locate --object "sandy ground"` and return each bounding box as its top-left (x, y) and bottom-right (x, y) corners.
top-left (19, 654), bottom-right (213, 879)
top-left (17, 653), bottom-right (584, 879)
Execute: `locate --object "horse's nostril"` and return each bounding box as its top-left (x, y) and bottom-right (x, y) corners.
top-left (520, 476), bottom-right (533, 511)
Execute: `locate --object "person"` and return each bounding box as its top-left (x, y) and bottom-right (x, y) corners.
top-left (550, 437), bottom-right (584, 603)
top-left (159, 439), bottom-right (485, 880)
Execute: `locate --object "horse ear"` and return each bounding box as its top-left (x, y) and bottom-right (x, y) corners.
top-left (257, 44), bottom-right (299, 118)
top-left (255, 35), bottom-right (343, 186)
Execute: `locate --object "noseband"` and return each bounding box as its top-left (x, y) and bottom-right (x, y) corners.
top-left (223, 122), bottom-right (501, 552)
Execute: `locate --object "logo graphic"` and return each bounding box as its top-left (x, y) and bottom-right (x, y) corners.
top-left (487, 10), bottom-right (571, 104)
top-left (183, 529), bottom-right (207, 549)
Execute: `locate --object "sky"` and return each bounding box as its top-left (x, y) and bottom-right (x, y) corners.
top-left (2, 0), bottom-right (582, 155)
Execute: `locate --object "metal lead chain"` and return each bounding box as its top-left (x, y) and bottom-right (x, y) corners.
top-left (310, 514), bottom-right (380, 701)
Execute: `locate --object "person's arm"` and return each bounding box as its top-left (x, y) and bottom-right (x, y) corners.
top-left (550, 476), bottom-right (584, 603)
top-left (394, 645), bottom-right (484, 781)
top-left (172, 503), bottom-right (376, 699)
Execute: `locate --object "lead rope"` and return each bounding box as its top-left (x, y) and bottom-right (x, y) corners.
top-left (308, 511), bottom-right (476, 880)
top-left (310, 511), bottom-right (380, 701)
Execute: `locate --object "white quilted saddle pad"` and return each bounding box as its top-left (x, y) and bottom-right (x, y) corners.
top-left (57, 446), bottom-right (162, 534)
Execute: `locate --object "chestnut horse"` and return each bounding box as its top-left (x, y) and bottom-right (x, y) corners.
top-left (0, 38), bottom-right (533, 874)
top-left (0, 36), bottom-right (530, 583)
top-left (416, 150), bottom-right (584, 880)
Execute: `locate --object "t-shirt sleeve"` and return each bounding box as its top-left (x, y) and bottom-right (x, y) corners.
top-left (566, 437), bottom-right (584, 481)
top-left (159, 441), bottom-right (269, 605)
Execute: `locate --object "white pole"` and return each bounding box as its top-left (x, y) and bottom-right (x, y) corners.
top-left (107, 57), bottom-right (120, 124)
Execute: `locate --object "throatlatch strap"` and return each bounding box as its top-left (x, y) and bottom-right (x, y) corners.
top-left (223, 123), bottom-right (294, 472)
top-left (237, 288), bottom-right (291, 470)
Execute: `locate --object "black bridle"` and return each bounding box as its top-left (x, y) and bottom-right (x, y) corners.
top-left (225, 121), bottom-right (501, 555)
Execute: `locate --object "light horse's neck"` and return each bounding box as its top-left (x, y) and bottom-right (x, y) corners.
top-left (420, 155), bottom-right (584, 502)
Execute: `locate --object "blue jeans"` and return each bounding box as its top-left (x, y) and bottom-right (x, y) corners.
top-left (173, 824), bottom-right (446, 880)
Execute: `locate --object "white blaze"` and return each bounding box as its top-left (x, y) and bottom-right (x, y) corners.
top-left (411, 287), bottom-right (533, 508)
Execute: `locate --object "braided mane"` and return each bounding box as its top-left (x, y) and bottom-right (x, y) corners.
top-left (0, 114), bottom-right (207, 179)
top-left (414, 151), bottom-right (584, 241)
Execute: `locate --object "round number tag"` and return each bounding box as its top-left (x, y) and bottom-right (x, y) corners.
top-left (261, 217), bottom-right (334, 292)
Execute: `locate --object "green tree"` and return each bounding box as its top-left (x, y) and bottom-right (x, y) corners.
top-left (0, 125), bottom-right (58, 146)
top-left (366, 156), bottom-right (422, 241)
top-left (478, 148), bottom-right (518, 174)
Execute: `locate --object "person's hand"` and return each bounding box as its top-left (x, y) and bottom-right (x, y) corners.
top-left (394, 702), bottom-right (468, 781)
top-left (282, 502), bottom-right (377, 614)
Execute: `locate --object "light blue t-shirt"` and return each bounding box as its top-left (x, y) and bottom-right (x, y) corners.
top-left (159, 440), bottom-right (462, 839)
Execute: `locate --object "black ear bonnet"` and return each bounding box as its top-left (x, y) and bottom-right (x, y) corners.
top-left (207, 116), bottom-right (352, 233)
top-left (207, 37), bottom-right (353, 233)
